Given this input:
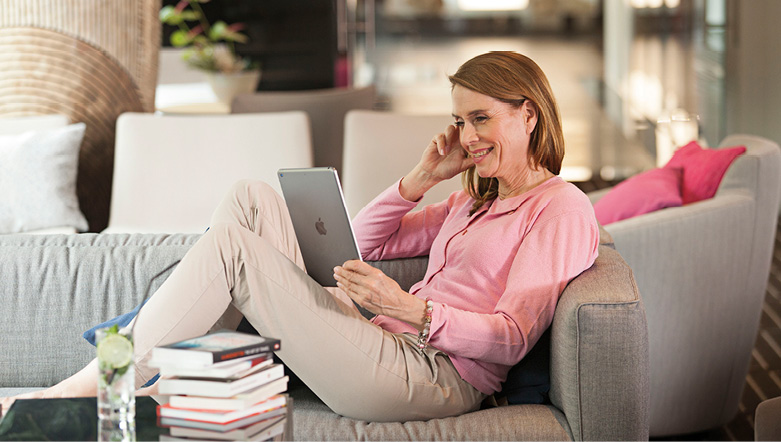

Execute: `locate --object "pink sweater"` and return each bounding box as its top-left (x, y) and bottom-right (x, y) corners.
top-left (351, 176), bottom-right (599, 395)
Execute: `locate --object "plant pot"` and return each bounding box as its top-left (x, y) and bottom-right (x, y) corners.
top-left (206, 69), bottom-right (261, 104)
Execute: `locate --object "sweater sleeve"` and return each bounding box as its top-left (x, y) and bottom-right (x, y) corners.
top-left (426, 210), bottom-right (599, 366)
top-left (351, 179), bottom-right (453, 261)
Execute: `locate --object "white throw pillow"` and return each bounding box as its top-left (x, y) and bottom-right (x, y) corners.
top-left (0, 123), bottom-right (89, 233)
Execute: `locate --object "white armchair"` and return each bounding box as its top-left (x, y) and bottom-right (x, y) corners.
top-left (231, 87), bottom-right (376, 171)
top-left (590, 135), bottom-right (781, 437)
top-left (105, 112), bottom-right (313, 233)
top-left (341, 110), bottom-right (457, 217)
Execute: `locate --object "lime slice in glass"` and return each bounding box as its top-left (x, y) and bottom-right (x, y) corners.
top-left (97, 334), bottom-right (133, 369)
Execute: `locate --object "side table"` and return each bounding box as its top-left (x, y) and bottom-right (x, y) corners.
top-left (0, 397), bottom-right (161, 441)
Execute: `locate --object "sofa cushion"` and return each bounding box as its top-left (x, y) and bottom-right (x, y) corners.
top-left (593, 167), bottom-right (683, 225)
top-left (0, 123), bottom-right (88, 233)
top-left (289, 385), bottom-right (572, 440)
top-left (664, 141), bottom-right (746, 204)
top-left (496, 329), bottom-right (550, 405)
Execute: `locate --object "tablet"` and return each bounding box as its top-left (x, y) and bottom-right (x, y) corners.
top-left (277, 167), bottom-right (362, 287)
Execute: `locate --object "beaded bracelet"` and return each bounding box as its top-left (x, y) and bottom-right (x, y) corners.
top-left (417, 298), bottom-right (434, 350)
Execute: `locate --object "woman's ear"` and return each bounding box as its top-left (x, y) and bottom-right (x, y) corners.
top-left (522, 101), bottom-right (539, 135)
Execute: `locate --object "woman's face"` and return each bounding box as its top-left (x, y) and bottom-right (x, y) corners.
top-left (451, 85), bottom-right (537, 186)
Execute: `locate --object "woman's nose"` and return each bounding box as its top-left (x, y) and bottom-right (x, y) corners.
top-left (461, 124), bottom-right (478, 145)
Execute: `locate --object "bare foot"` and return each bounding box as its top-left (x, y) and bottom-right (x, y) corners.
top-left (0, 358), bottom-right (104, 417)
top-left (1, 389), bottom-right (53, 416)
top-left (1, 395), bottom-right (15, 416)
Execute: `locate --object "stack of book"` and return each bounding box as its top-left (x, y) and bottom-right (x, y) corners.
top-left (151, 330), bottom-right (290, 441)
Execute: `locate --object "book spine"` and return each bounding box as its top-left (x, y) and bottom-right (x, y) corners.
top-left (211, 341), bottom-right (281, 363)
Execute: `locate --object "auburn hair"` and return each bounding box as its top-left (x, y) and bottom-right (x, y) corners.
top-left (449, 51), bottom-right (565, 215)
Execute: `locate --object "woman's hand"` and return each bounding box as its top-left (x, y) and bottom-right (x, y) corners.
top-left (400, 124), bottom-right (473, 202)
top-left (334, 260), bottom-right (426, 329)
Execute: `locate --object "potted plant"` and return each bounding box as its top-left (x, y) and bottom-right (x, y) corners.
top-left (160, 0), bottom-right (261, 103)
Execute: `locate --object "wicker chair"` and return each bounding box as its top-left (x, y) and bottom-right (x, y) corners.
top-left (0, 0), bottom-right (161, 231)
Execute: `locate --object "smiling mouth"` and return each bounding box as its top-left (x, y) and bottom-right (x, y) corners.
top-left (468, 147), bottom-right (494, 158)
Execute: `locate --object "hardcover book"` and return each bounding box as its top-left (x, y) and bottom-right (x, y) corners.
top-left (151, 330), bottom-right (280, 367)
top-left (158, 405), bottom-right (287, 433)
top-left (158, 363), bottom-right (285, 397)
top-left (168, 376), bottom-right (289, 411)
top-left (157, 354), bottom-right (273, 379)
top-left (158, 394), bottom-right (287, 424)
top-left (166, 414), bottom-right (286, 441)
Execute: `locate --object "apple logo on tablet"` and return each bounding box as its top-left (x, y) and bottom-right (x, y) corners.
top-left (315, 218), bottom-right (327, 235)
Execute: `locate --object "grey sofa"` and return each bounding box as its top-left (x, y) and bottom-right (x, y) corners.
top-left (0, 229), bottom-right (649, 440)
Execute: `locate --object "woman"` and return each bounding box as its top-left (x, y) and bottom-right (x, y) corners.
top-left (1, 51), bottom-right (599, 421)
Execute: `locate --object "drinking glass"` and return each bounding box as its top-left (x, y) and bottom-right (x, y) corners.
top-left (98, 417), bottom-right (136, 442)
top-left (95, 325), bottom-right (136, 434)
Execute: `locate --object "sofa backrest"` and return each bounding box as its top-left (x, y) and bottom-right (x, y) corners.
top-left (0, 233), bottom-right (201, 389)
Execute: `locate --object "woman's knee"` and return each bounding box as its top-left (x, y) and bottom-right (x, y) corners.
top-left (203, 222), bottom-right (252, 252)
top-left (229, 179), bottom-right (279, 203)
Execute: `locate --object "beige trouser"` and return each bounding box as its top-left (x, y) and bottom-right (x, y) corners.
top-left (130, 180), bottom-right (484, 422)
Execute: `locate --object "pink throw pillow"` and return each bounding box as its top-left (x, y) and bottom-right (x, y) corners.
top-left (663, 141), bottom-right (746, 204)
top-left (594, 167), bottom-right (683, 225)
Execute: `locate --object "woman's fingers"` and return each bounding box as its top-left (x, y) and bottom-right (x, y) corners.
top-left (445, 124), bottom-right (460, 149)
top-left (435, 125), bottom-right (459, 156)
top-left (433, 132), bottom-right (447, 156)
top-left (334, 261), bottom-right (401, 316)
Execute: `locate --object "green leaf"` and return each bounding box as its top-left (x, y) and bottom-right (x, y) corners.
top-left (209, 20), bottom-right (228, 41)
top-left (170, 29), bottom-right (192, 47)
top-left (159, 5), bottom-right (183, 25)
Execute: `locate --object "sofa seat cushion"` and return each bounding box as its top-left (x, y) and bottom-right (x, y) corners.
top-left (289, 385), bottom-right (572, 441)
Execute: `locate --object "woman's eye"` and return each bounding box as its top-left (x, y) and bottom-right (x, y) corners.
top-left (473, 116), bottom-right (488, 124)
top-left (454, 121), bottom-right (464, 128)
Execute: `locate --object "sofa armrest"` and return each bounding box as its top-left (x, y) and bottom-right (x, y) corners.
top-left (549, 244), bottom-right (650, 441)
top-left (370, 249), bottom-right (650, 441)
